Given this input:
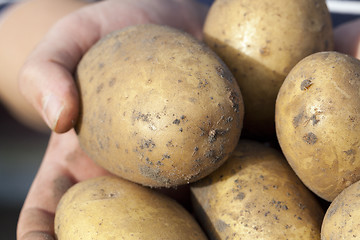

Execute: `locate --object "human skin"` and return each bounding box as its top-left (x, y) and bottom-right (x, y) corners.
top-left (0, 0), bottom-right (91, 132)
top-left (334, 18), bottom-right (360, 59)
top-left (11, 0), bottom-right (207, 239)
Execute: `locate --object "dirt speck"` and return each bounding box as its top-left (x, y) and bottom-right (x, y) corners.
top-left (139, 139), bottom-right (156, 151)
top-left (139, 165), bottom-right (171, 186)
top-left (235, 192), bottom-right (246, 200)
top-left (259, 46), bottom-right (270, 56)
top-left (204, 149), bottom-right (224, 164)
top-left (298, 203), bottom-right (306, 210)
top-left (303, 132), bottom-right (318, 144)
top-left (208, 129), bottom-right (229, 143)
top-left (292, 112), bottom-right (304, 128)
top-left (162, 154), bottom-right (171, 160)
top-left (215, 219), bottom-right (229, 232)
top-left (216, 66), bottom-right (225, 78)
top-left (166, 140), bottom-right (174, 147)
top-left (310, 114), bottom-right (320, 125)
top-left (205, 150), bottom-right (215, 158)
top-left (216, 66), bottom-right (233, 83)
top-left (228, 91), bottom-right (240, 112)
top-left (344, 149), bottom-right (356, 155)
top-left (96, 83), bottom-right (104, 94)
top-left (198, 79), bottom-right (209, 88)
top-left (133, 111), bottom-right (151, 122)
top-left (300, 79), bottom-right (313, 91)
top-left (108, 78), bottom-right (116, 87)
top-left (326, 204), bottom-right (338, 219)
top-left (226, 116), bottom-right (233, 123)
top-left (208, 130), bottom-right (218, 143)
top-left (173, 119), bottom-right (181, 125)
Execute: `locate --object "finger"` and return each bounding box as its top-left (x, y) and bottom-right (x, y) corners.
top-left (168, 0), bottom-right (209, 40)
top-left (19, 0), bottom-right (209, 134)
top-left (334, 18), bottom-right (360, 59)
top-left (132, 0), bottom-right (209, 40)
top-left (17, 208), bottom-right (55, 240)
top-left (20, 59), bottom-right (79, 133)
top-left (17, 131), bottom-right (108, 239)
top-left (17, 167), bottom-right (73, 239)
top-left (58, 130), bottom-right (111, 181)
top-left (18, 1), bottom-right (151, 133)
top-left (18, 5), bottom-right (102, 133)
top-left (17, 148), bottom-right (74, 240)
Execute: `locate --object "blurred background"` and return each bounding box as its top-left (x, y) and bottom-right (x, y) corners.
top-left (0, 102), bottom-right (49, 240)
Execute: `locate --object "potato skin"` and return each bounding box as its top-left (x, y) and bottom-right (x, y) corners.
top-left (321, 180), bottom-right (360, 239)
top-left (275, 51), bottom-right (360, 201)
top-left (190, 140), bottom-right (324, 239)
top-left (75, 24), bottom-right (244, 187)
top-left (203, 0), bottom-right (333, 138)
top-left (54, 176), bottom-right (208, 240)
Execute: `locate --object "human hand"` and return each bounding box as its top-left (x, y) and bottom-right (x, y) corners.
top-left (17, 130), bottom-right (192, 240)
top-left (17, 1), bottom-right (207, 239)
top-left (334, 18), bottom-right (360, 59)
top-left (18, 0), bottom-right (208, 133)
top-left (17, 130), bottom-right (111, 240)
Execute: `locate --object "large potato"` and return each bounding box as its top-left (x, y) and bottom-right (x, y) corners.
top-left (55, 176), bottom-right (208, 240)
top-left (75, 24), bottom-right (244, 187)
top-left (275, 51), bottom-right (360, 201)
top-left (203, 0), bottom-right (333, 137)
top-left (321, 180), bottom-right (360, 239)
top-left (191, 140), bottom-right (324, 239)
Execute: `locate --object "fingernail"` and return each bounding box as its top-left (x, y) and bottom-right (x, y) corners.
top-left (42, 94), bottom-right (64, 130)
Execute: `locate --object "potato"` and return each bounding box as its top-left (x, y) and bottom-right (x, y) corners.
top-left (75, 24), bottom-right (244, 187)
top-left (203, 0), bottom-right (333, 137)
top-left (321, 180), bottom-right (360, 239)
top-left (190, 140), bottom-right (324, 239)
top-left (275, 51), bottom-right (360, 201)
top-left (54, 176), bottom-right (208, 240)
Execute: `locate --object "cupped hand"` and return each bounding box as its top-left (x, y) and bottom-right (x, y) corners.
top-left (17, 1), bottom-right (207, 239)
top-left (17, 130), bottom-right (111, 240)
top-left (17, 130), bottom-right (192, 240)
top-left (18, 0), bottom-right (208, 133)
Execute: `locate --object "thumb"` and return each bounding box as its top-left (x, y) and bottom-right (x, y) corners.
top-left (18, 5), bottom-right (102, 133)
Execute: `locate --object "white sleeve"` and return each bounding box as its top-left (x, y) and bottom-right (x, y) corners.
top-left (326, 0), bottom-right (360, 15)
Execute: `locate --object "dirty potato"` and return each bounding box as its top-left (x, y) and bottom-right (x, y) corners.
top-left (55, 176), bottom-right (208, 240)
top-left (321, 180), bottom-right (360, 239)
top-left (203, 0), bottom-right (333, 138)
top-left (75, 24), bottom-right (244, 187)
top-left (191, 140), bottom-right (324, 239)
top-left (275, 51), bottom-right (360, 201)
